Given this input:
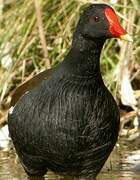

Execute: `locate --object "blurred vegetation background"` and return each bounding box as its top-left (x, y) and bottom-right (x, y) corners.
top-left (0, 0), bottom-right (140, 138)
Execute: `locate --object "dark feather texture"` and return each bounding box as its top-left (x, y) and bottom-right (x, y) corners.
top-left (8, 4), bottom-right (120, 179)
top-left (10, 68), bottom-right (54, 107)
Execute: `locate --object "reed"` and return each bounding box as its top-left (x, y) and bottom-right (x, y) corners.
top-left (0, 0), bottom-right (139, 135)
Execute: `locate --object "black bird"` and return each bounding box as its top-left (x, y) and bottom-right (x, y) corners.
top-left (8, 4), bottom-right (132, 180)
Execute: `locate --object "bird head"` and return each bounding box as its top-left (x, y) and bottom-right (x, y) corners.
top-left (75, 4), bottom-right (132, 42)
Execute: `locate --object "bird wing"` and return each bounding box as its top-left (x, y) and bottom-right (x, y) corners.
top-left (10, 68), bottom-right (54, 107)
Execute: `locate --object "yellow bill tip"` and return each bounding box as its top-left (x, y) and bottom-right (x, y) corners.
top-left (120, 34), bottom-right (133, 42)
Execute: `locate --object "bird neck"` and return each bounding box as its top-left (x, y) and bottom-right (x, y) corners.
top-left (63, 34), bottom-right (106, 81)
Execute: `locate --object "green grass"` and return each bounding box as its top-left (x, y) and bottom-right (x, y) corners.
top-left (0, 0), bottom-right (140, 127)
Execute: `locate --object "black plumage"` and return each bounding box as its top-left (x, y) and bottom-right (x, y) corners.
top-left (8, 4), bottom-right (121, 180)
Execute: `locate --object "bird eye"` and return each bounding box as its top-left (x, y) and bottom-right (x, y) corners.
top-left (94, 16), bottom-right (99, 22)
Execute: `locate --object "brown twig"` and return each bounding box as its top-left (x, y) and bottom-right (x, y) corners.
top-left (120, 109), bottom-right (140, 131)
top-left (0, 112), bottom-right (7, 128)
top-left (34, 0), bottom-right (51, 69)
